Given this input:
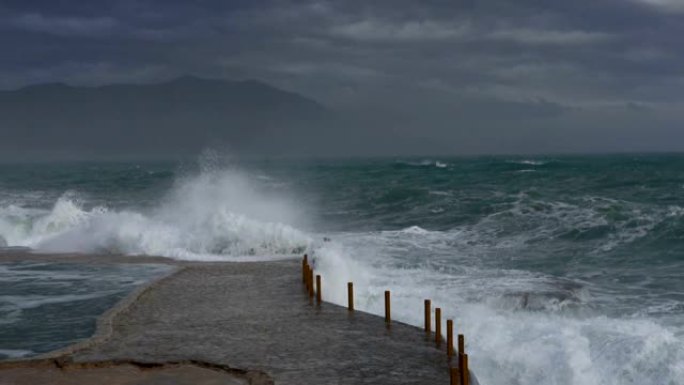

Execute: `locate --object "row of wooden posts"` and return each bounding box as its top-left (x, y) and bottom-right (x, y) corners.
top-left (302, 254), bottom-right (471, 385)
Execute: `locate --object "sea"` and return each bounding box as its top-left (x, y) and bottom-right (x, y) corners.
top-left (0, 153), bottom-right (683, 385)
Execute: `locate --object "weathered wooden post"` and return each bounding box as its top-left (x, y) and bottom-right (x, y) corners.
top-left (424, 299), bottom-right (431, 334)
top-left (316, 275), bottom-right (322, 303)
top-left (384, 290), bottom-right (391, 324)
top-left (450, 367), bottom-right (459, 385)
top-left (435, 307), bottom-right (442, 348)
top-left (457, 340), bottom-right (469, 385)
top-left (463, 354), bottom-right (470, 385)
top-left (347, 282), bottom-right (354, 311)
top-left (447, 319), bottom-right (454, 357)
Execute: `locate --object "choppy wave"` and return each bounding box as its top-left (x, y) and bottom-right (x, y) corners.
top-left (460, 192), bottom-right (684, 256)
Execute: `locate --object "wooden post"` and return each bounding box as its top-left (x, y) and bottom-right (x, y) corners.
top-left (435, 307), bottom-right (442, 348)
top-left (304, 263), bottom-right (309, 289)
top-left (459, 333), bottom-right (466, 384)
top-left (447, 319), bottom-right (454, 357)
top-left (347, 282), bottom-right (354, 311)
top-left (308, 269), bottom-right (314, 298)
top-left (316, 275), bottom-right (322, 303)
top-left (424, 299), bottom-right (431, 334)
top-left (463, 354), bottom-right (470, 385)
top-left (450, 367), bottom-right (459, 385)
top-left (384, 290), bottom-right (391, 324)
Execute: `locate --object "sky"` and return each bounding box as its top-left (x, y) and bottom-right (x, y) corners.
top-left (1, 0), bottom-right (684, 155)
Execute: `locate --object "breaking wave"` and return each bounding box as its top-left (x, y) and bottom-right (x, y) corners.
top-left (0, 166), bottom-right (311, 261)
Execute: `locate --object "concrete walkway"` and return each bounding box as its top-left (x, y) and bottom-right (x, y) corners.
top-left (1, 259), bottom-right (472, 385)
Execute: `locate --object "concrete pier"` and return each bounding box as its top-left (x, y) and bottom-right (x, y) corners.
top-left (0, 258), bottom-right (473, 384)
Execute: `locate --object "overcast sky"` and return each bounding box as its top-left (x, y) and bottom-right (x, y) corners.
top-left (2, 0), bottom-right (684, 155)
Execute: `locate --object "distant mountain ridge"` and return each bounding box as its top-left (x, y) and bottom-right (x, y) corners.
top-left (0, 76), bottom-right (330, 159)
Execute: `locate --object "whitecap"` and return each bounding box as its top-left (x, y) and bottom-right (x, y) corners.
top-left (399, 225), bottom-right (430, 234)
top-left (508, 159), bottom-right (547, 166)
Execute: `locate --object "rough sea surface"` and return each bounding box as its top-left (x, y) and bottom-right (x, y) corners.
top-left (0, 154), bottom-right (683, 384)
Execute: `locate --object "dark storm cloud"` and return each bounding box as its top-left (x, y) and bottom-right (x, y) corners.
top-left (1, 0), bottom-right (684, 154)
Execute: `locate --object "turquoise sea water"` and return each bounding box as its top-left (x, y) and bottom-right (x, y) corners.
top-left (0, 154), bottom-right (683, 384)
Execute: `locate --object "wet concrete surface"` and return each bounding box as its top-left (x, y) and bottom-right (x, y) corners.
top-left (1, 258), bottom-right (475, 384)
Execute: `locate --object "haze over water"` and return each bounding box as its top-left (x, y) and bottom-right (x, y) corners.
top-left (0, 154), bottom-right (683, 384)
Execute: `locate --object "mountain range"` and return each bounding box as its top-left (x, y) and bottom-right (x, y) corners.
top-left (0, 76), bottom-right (331, 159)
